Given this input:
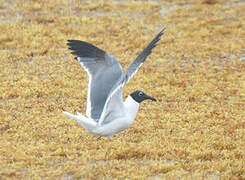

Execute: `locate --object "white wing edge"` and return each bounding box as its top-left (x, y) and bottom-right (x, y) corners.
top-left (77, 59), bottom-right (92, 118)
top-left (98, 78), bottom-right (126, 126)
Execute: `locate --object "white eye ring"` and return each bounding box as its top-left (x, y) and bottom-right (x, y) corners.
top-left (138, 92), bottom-right (143, 96)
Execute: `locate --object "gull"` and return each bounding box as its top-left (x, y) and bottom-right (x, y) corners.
top-left (63, 28), bottom-right (164, 139)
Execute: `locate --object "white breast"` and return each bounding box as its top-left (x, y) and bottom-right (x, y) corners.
top-left (90, 95), bottom-right (140, 138)
top-left (123, 95), bottom-right (139, 125)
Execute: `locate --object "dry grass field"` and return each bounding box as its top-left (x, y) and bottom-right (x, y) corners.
top-left (0, 0), bottom-right (245, 179)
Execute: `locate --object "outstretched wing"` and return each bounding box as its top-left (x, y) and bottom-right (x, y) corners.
top-left (98, 28), bottom-right (165, 125)
top-left (124, 28), bottom-right (165, 83)
top-left (67, 40), bottom-right (123, 121)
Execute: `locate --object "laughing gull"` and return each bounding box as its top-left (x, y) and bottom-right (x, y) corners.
top-left (63, 28), bottom-right (164, 139)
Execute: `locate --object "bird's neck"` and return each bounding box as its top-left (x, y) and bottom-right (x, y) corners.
top-left (124, 95), bottom-right (139, 121)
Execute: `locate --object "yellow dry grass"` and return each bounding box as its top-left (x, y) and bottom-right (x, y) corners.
top-left (0, 0), bottom-right (244, 179)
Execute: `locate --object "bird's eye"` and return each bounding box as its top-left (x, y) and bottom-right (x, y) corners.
top-left (138, 92), bottom-right (143, 96)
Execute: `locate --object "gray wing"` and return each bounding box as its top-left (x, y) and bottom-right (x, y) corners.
top-left (67, 40), bottom-right (123, 121)
top-left (124, 28), bottom-right (165, 83)
top-left (98, 28), bottom-right (165, 125)
top-left (98, 76), bottom-right (125, 126)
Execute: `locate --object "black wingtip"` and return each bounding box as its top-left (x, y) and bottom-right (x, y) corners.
top-left (146, 27), bottom-right (165, 50)
top-left (159, 26), bottom-right (165, 35)
top-left (154, 27), bottom-right (165, 42)
top-left (156, 27), bottom-right (165, 40)
top-left (66, 39), bottom-right (106, 59)
top-left (132, 26), bottom-right (165, 64)
top-left (67, 39), bottom-right (73, 45)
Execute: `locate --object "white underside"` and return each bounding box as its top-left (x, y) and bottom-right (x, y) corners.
top-left (63, 95), bottom-right (139, 139)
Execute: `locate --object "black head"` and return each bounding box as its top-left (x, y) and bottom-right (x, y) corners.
top-left (130, 90), bottom-right (156, 103)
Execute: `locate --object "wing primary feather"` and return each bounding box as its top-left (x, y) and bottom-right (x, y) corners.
top-left (124, 27), bottom-right (165, 83)
top-left (67, 40), bottom-right (106, 59)
top-left (134, 27), bottom-right (164, 63)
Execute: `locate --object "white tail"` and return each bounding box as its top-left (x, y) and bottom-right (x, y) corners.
top-left (63, 111), bottom-right (97, 132)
